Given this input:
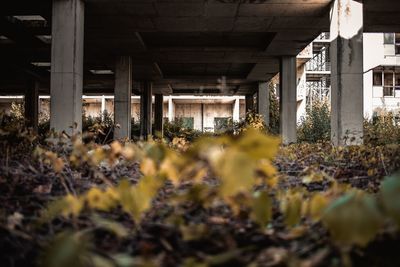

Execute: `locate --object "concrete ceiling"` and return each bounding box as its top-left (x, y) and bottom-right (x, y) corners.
top-left (1, 0), bottom-right (400, 96)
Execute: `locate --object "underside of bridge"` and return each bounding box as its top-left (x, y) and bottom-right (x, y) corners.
top-left (1, 0), bottom-right (400, 143)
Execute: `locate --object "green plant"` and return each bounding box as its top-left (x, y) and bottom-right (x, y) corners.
top-left (364, 112), bottom-right (400, 146)
top-left (163, 118), bottom-right (203, 142)
top-left (297, 100), bottom-right (331, 143)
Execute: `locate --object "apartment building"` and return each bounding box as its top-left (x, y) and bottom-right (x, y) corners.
top-left (296, 32), bottom-right (400, 120)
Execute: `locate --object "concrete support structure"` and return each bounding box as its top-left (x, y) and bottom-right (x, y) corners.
top-left (114, 56), bottom-right (132, 140)
top-left (233, 96), bottom-right (240, 122)
top-left (330, 0), bottom-right (364, 145)
top-left (154, 94), bottom-right (164, 137)
top-left (50, 0), bottom-right (84, 135)
top-left (140, 82), bottom-right (153, 140)
top-left (168, 96), bottom-right (175, 122)
top-left (257, 82), bottom-right (270, 127)
top-left (24, 80), bottom-right (39, 132)
top-left (280, 56), bottom-right (297, 144)
top-left (101, 95), bottom-right (106, 121)
top-left (245, 94), bottom-right (254, 112)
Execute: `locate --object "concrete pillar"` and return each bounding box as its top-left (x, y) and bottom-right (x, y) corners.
top-left (114, 56), bottom-right (132, 140)
top-left (154, 94), bottom-right (164, 137)
top-left (245, 94), bottom-right (254, 112)
top-left (140, 82), bottom-right (152, 140)
top-left (101, 95), bottom-right (106, 120)
top-left (257, 82), bottom-right (270, 127)
top-left (50, 0), bottom-right (84, 135)
top-left (330, 0), bottom-right (364, 145)
top-left (280, 56), bottom-right (297, 144)
top-left (24, 80), bottom-right (39, 132)
top-left (233, 96), bottom-right (240, 122)
top-left (168, 96), bottom-right (175, 122)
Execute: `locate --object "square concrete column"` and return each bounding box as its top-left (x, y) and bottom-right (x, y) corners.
top-left (280, 56), bottom-right (297, 144)
top-left (114, 56), bottom-right (132, 140)
top-left (24, 80), bottom-right (39, 132)
top-left (330, 0), bottom-right (364, 145)
top-left (50, 0), bottom-right (84, 135)
top-left (245, 94), bottom-right (254, 112)
top-left (168, 96), bottom-right (175, 122)
top-left (154, 94), bottom-right (164, 137)
top-left (140, 81), bottom-right (152, 140)
top-left (257, 82), bottom-right (270, 127)
top-left (233, 96), bottom-right (240, 122)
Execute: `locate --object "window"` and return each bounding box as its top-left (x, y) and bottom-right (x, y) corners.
top-left (384, 72), bottom-right (395, 97)
top-left (373, 72), bottom-right (382, 86)
top-left (396, 73), bottom-right (400, 89)
top-left (384, 33), bottom-right (395, 44)
top-left (181, 117), bottom-right (194, 129)
top-left (396, 33), bottom-right (400, 55)
top-left (214, 117), bottom-right (229, 133)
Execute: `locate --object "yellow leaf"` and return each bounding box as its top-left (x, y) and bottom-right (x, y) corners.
top-left (281, 191), bottom-right (303, 227)
top-left (140, 158), bottom-right (157, 177)
top-left (308, 193), bottom-right (330, 221)
top-left (53, 157), bottom-right (65, 173)
top-left (322, 191), bottom-right (382, 247)
top-left (110, 141), bottom-right (123, 154)
top-left (236, 129), bottom-right (280, 160)
top-left (251, 191), bottom-right (272, 226)
top-left (61, 194), bottom-right (83, 218)
top-left (216, 148), bottom-right (256, 199)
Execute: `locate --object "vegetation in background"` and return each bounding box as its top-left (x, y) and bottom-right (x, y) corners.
top-left (269, 86), bottom-right (280, 135)
top-left (163, 118), bottom-right (203, 142)
top-left (364, 112), bottom-right (400, 146)
top-left (1, 114), bottom-right (400, 266)
top-left (297, 100), bottom-right (331, 143)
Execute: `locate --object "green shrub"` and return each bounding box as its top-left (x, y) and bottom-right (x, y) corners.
top-left (163, 118), bottom-right (203, 142)
top-left (297, 100), bottom-right (331, 143)
top-left (269, 87), bottom-right (280, 135)
top-left (364, 112), bottom-right (400, 146)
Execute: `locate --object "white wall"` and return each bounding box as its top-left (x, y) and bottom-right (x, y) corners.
top-left (363, 33), bottom-right (400, 117)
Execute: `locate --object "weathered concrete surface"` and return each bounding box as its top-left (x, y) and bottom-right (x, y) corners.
top-left (280, 56), bottom-right (297, 145)
top-left (114, 56), bottom-right (132, 140)
top-left (330, 0), bottom-right (364, 145)
top-left (140, 82), bottom-right (152, 140)
top-left (245, 94), bottom-right (254, 112)
top-left (24, 80), bottom-right (39, 132)
top-left (154, 94), bottom-right (163, 137)
top-left (50, 0), bottom-right (84, 134)
top-left (257, 82), bottom-right (270, 127)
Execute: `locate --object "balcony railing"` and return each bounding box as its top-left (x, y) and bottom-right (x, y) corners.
top-left (315, 32), bottom-right (331, 41)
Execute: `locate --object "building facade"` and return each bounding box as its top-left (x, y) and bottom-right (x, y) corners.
top-left (296, 32), bottom-right (400, 121)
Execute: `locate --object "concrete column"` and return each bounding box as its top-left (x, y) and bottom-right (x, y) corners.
top-left (245, 94), bottom-right (254, 112)
top-left (50, 0), bottom-right (84, 135)
top-left (101, 95), bottom-right (106, 121)
top-left (280, 56), bottom-right (297, 144)
top-left (233, 96), bottom-right (240, 122)
top-left (330, 0), bottom-right (364, 145)
top-left (168, 96), bottom-right (175, 122)
top-left (154, 94), bottom-right (164, 137)
top-left (257, 82), bottom-right (270, 127)
top-left (140, 81), bottom-right (152, 140)
top-left (24, 80), bottom-right (39, 132)
top-left (114, 56), bottom-right (132, 140)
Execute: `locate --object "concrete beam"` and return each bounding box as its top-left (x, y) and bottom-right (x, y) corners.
top-left (280, 56), bottom-right (297, 144)
top-left (257, 82), bottom-right (270, 128)
top-left (154, 94), bottom-right (163, 137)
top-left (50, 0), bottom-right (84, 135)
top-left (330, 0), bottom-right (364, 146)
top-left (140, 81), bottom-right (152, 140)
top-left (24, 80), bottom-right (39, 132)
top-left (114, 56), bottom-right (132, 140)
